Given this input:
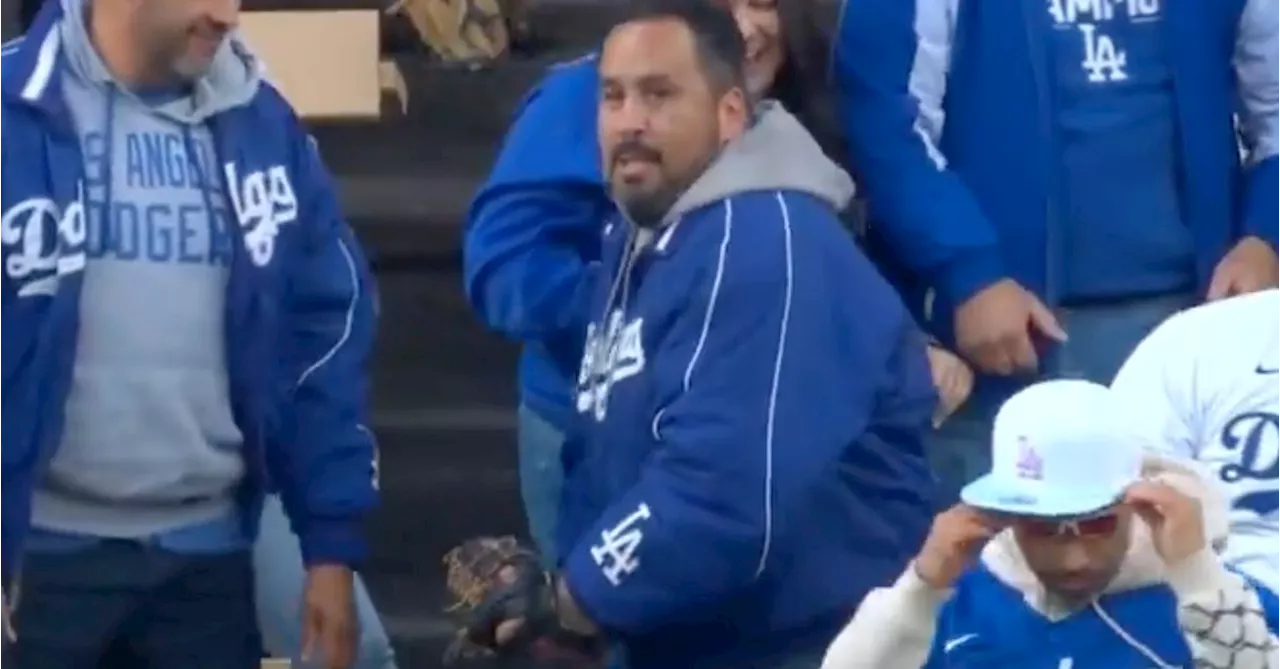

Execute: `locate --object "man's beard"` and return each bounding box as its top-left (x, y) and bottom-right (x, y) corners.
top-left (615, 182), bottom-right (682, 228)
top-left (611, 149), bottom-right (718, 228)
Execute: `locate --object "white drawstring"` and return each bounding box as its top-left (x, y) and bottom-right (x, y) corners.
top-left (1092, 600), bottom-right (1179, 669)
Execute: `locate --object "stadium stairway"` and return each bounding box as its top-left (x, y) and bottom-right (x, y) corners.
top-left (286, 3), bottom-right (624, 665)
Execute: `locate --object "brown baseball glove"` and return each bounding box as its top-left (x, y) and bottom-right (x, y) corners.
top-left (441, 536), bottom-right (604, 666)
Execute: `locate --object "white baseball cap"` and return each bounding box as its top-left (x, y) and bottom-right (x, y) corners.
top-left (960, 379), bottom-right (1143, 518)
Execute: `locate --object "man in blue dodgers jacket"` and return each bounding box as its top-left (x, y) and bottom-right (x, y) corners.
top-left (822, 380), bottom-right (1279, 669)
top-left (835, 0), bottom-right (1280, 501)
top-left (0, 0), bottom-right (377, 666)
top-left (474, 1), bottom-right (938, 666)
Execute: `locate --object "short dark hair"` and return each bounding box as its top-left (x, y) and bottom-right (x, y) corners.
top-left (611, 0), bottom-right (747, 94)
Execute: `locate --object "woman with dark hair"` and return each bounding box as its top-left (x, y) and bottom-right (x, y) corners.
top-left (727, 0), bottom-right (975, 428)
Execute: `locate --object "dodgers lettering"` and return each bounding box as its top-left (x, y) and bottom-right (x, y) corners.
top-left (1220, 411), bottom-right (1280, 516)
top-left (124, 132), bottom-right (210, 190)
top-left (1, 188), bottom-right (88, 297)
top-left (81, 130), bottom-right (232, 267)
top-left (84, 203), bottom-right (233, 266)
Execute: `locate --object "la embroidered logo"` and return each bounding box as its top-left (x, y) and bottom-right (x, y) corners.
top-left (1015, 437), bottom-right (1045, 481)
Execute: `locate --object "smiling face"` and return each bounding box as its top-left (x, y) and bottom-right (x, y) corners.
top-left (134, 0), bottom-right (240, 82)
top-left (726, 0), bottom-right (783, 97)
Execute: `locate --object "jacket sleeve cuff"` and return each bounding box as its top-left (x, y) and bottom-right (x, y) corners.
top-left (299, 517), bottom-right (368, 567)
top-left (898, 563), bottom-right (955, 613)
top-left (820, 563), bottom-right (951, 669)
top-left (935, 249), bottom-right (1005, 309)
top-left (1242, 156), bottom-right (1279, 249)
top-left (1165, 547), bottom-right (1231, 601)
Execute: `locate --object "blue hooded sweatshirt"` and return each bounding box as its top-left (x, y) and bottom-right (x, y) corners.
top-left (1, 2), bottom-right (379, 581)
top-left (557, 103), bottom-right (939, 668)
top-left (463, 56), bottom-right (609, 429)
top-left (821, 457), bottom-right (1280, 669)
top-left (832, 0), bottom-right (1278, 337)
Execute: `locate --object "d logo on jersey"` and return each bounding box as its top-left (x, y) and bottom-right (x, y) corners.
top-left (1220, 411), bottom-right (1279, 516)
top-left (224, 162), bottom-right (298, 267)
top-left (1, 184), bottom-right (88, 297)
top-left (576, 309), bottom-right (645, 421)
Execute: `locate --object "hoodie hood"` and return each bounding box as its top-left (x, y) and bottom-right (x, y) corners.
top-left (980, 453), bottom-right (1231, 619)
top-left (661, 100), bottom-right (855, 222)
top-left (59, 0), bottom-right (262, 123)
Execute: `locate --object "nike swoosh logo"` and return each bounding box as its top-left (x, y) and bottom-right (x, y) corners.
top-left (944, 633), bottom-right (979, 653)
top-left (1257, 364), bottom-right (1279, 375)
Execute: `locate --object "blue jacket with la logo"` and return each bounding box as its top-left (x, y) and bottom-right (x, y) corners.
top-left (557, 104), bottom-right (939, 669)
top-left (0, 3), bottom-right (378, 580)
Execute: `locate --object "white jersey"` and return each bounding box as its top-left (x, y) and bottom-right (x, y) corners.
top-left (1112, 289), bottom-right (1279, 592)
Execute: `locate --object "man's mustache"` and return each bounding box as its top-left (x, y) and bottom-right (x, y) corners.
top-left (611, 140), bottom-right (662, 167)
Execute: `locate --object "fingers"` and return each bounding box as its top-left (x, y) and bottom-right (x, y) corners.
top-left (2, 607), bottom-right (14, 643)
top-left (1006, 329), bottom-right (1040, 374)
top-left (972, 327), bottom-right (1036, 375)
top-left (1027, 296), bottom-right (1068, 343)
top-left (1205, 264), bottom-right (1234, 301)
top-left (928, 348), bottom-right (973, 427)
top-left (1123, 480), bottom-right (1187, 530)
top-left (968, 323), bottom-right (1040, 377)
top-left (1124, 479), bottom-right (1180, 507)
top-left (495, 618), bottom-right (526, 645)
top-left (300, 618), bottom-right (317, 663)
top-left (933, 374), bottom-right (972, 427)
top-left (952, 504), bottom-right (1008, 538)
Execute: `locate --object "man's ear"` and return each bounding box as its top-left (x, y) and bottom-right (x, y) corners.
top-left (717, 86), bottom-right (749, 145)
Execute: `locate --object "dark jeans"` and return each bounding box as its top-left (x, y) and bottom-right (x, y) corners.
top-left (8, 541), bottom-right (259, 669)
top-left (518, 404), bottom-right (567, 568)
top-left (927, 292), bottom-right (1194, 502)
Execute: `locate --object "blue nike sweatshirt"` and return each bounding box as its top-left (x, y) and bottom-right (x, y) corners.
top-left (822, 458), bottom-right (1280, 669)
top-left (558, 103), bottom-right (939, 668)
top-left (463, 56), bottom-right (609, 429)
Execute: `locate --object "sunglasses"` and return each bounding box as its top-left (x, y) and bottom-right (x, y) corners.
top-left (1015, 511), bottom-right (1120, 539)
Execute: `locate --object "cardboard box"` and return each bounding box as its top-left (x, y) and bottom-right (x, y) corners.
top-left (238, 10), bottom-right (382, 120)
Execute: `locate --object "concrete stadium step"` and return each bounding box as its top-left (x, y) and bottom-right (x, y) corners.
top-left (312, 53), bottom-right (596, 258)
top-left (365, 420), bottom-right (522, 571)
top-left (369, 270), bottom-right (519, 412)
top-left (363, 418), bottom-right (543, 668)
top-left (313, 54), bottom-right (579, 175)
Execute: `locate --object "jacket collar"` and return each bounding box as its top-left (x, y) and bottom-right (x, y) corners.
top-left (2, 0), bottom-right (68, 114)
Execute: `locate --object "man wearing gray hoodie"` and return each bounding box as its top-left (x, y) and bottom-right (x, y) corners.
top-left (1, 0), bottom-right (383, 666)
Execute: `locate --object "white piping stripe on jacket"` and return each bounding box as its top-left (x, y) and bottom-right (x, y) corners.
top-left (2, 36), bottom-right (25, 55)
top-left (754, 192), bottom-right (794, 578)
top-left (681, 202), bottom-right (732, 393)
top-left (294, 237), bottom-right (360, 388)
top-left (292, 238), bottom-right (379, 485)
top-left (21, 28), bottom-right (60, 102)
top-left (907, 0), bottom-right (957, 169)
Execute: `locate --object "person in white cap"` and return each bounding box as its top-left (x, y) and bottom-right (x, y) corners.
top-left (819, 379), bottom-right (1279, 669)
top-left (1111, 289), bottom-right (1279, 593)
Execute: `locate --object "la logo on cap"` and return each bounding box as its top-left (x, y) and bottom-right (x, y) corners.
top-left (1015, 436), bottom-right (1044, 481)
